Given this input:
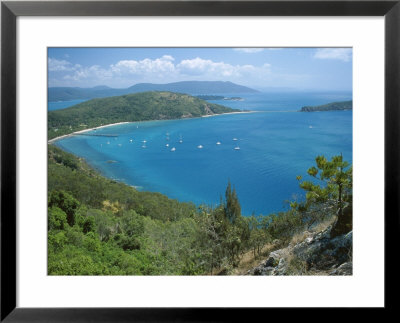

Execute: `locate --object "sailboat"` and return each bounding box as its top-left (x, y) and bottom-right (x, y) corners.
top-left (170, 147), bottom-right (176, 152)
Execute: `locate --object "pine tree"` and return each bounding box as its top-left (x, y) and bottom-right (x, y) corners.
top-left (224, 180), bottom-right (241, 224)
top-left (296, 154), bottom-right (352, 237)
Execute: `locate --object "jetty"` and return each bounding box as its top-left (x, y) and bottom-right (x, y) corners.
top-left (71, 133), bottom-right (119, 138)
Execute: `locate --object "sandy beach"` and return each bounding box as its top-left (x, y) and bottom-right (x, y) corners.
top-left (48, 122), bottom-right (130, 143)
top-left (48, 111), bottom-right (258, 144)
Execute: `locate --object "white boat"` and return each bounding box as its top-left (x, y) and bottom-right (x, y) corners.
top-left (179, 135), bottom-right (183, 143)
top-left (234, 146), bottom-right (240, 150)
top-left (142, 145), bottom-right (146, 148)
top-left (197, 145), bottom-right (203, 149)
top-left (309, 125), bottom-right (313, 129)
top-left (170, 147), bottom-right (176, 152)
top-left (216, 141), bottom-right (221, 145)
top-left (129, 139), bottom-right (133, 142)
top-left (166, 143), bottom-right (169, 147)
top-left (142, 140), bottom-right (147, 143)
top-left (233, 138), bottom-right (238, 141)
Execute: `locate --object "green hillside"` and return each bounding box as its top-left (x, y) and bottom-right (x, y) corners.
top-left (48, 91), bottom-right (237, 139)
top-left (300, 100), bottom-right (352, 112)
top-left (48, 145), bottom-right (352, 275)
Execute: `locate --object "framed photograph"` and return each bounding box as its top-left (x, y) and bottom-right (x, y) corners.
top-left (1, 0), bottom-right (399, 320)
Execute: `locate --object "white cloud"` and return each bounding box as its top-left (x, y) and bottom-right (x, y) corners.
top-left (49, 55), bottom-right (273, 87)
top-left (48, 58), bottom-right (76, 72)
top-left (314, 48), bottom-right (352, 62)
top-left (110, 55), bottom-right (175, 75)
top-left (233, 48), bottom-right (264, 53)
top-left (177, 57), bottom-right (235, 76)
top-left (176, 57), bottom-right (269, 79)
top-left (63, 65), bottom-right (112, 82)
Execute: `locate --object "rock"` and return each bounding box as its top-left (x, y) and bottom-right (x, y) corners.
top-left (248, 263), bottom-right (276, 276)
top-left (329, 262), bottom-right (352, 275)
top-left (262, 267), bottom-right (276, 276)
top-left (248, 228), bottom-right (352, 276)
top-left (275, 258), bottom-right (288, 275)
top-left (330, 205), bottom-right (352, 238)
top-left (305, 237), bottom-right (314, 244)
top-left (265, 257), bottom-right (276, 267)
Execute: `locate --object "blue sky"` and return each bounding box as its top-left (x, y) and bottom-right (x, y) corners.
top-left (48, 48), bottom-right (352, 91)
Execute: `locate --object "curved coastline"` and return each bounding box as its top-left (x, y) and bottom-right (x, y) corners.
top-left (48, 111), bottom-right (257, 144)
top-left (48, 121), bottom-right (130, 144)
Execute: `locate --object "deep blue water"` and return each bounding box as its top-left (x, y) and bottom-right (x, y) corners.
top-left (54, 92), bottom-right (352, 216)
top-left (48, 99), bottom-right (87, 111)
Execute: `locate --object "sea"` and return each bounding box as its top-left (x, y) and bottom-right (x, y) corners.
top-left (53, 92), bottom-right (352, 216)
top-left (48, 99), bottom-right (87, 111)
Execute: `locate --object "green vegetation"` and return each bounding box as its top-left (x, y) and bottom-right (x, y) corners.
top-left (48, 145), bottom-right (352, 275)
top-left (48, 91), bottom-right (237, 139)
top-left (300, 100), bottom-right (352, 112)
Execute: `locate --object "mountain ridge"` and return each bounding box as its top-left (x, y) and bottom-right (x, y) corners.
top-left (49, 81), bottom-right (259, 102)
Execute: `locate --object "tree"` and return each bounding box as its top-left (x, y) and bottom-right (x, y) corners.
top-left (222, 181), bottom-right (248, 267)
top-left (48, 190), bottom-right (80, 226)
top-left (48, 206), bottom-right (67, 230)
top-left (224, 180), bottom-right (241, 225)
top-left (296, 154), bottom-right (352, 236)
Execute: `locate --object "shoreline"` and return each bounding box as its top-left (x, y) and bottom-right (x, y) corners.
top-left (48, 111), bottom-right (258, 143)
top-left (201, 110), bottom-right (258, 118)
top-left (48, 121), bottom-right (131, 143)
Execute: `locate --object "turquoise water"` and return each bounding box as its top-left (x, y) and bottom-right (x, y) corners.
top-left (54, 92), bottom-right (352, 216)
top-left (48, 99), bottom-right (87, 111)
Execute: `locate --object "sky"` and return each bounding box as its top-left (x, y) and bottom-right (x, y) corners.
top-left (48, 48), bottom-right (352, 92)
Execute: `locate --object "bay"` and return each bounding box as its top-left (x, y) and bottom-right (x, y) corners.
top-left (54, 92), bottom-right (352, 216)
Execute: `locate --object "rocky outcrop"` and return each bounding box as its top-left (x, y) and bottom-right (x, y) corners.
top-left (248, 227), bottom-right (352, 276)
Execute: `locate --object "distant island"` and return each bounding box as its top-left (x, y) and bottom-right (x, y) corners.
top-left (196, 95), bottom-right (244, 101)
top-left (48, 91), bottom-right (239, 140)
top-left (300, 100), bottom-right (352, 112)
top-left (48, 81), bottom-right (259, 102)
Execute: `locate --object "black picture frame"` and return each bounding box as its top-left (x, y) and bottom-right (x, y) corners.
top-left (1, 0), bottom-right (399, 321)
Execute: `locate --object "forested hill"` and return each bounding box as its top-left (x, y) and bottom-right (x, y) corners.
top-left (48, 91), bottom-right (238, 139)
top-left (48, 144), bottom-right (352, 275)
top-left (49, 81), bottom-right (259, 101)
top-left (300, 100), bottom-right (352, 112)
